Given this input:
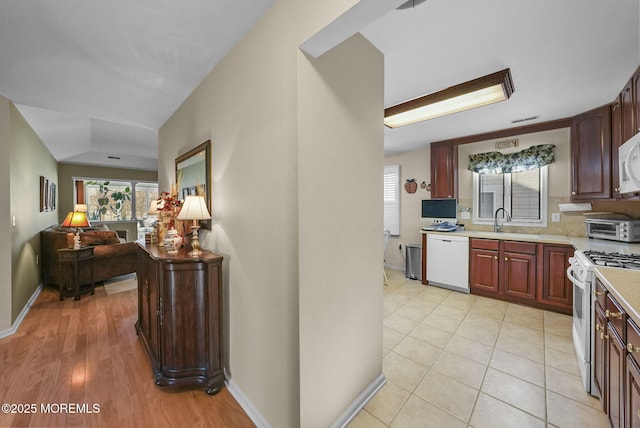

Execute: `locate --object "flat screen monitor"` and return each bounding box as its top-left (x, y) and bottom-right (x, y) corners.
top-left (422, 198), bottom-right (457, 222)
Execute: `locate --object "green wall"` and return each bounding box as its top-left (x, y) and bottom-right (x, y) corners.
top-left (9, 101), bottom-right (59, 326)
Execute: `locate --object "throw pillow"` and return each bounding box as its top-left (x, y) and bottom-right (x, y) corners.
top-left (79, 231), bottom-right (121, 246)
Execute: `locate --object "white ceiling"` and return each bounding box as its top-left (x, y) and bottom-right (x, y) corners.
top-left (0, 0), bottom-right (638, 170)
top-left (0, 0), bottom-right (275, 170)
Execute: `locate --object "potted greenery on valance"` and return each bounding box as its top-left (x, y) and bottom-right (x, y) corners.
top-left (467, 144), bottom-right (556, 174)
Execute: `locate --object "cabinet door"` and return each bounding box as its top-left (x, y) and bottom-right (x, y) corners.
top-left (627, 356), bottom-right (640, 428)
top-left (633, 66), bottom-right (640, 137)
top-left (537, 244), bottom-right (573, 314)
top-left (628, 318), bottom-right (640, 428)
top-left (612, 97), bottom-right (623, 197)
top-left (136, 250), bottom-right (160, 365)
top-left (594, 305), bottom-right (607, 409)
top-left (502, 251), bottom-right (537, 302)
top-left (571, 105), bottom-right (612, 200)
top-left (622, 78), bottom-right (636, 143)
top-left (608, 327), bottom-right (625, 428)
top-left (469, 249), bottom-right (499, 295)
top-left (430, 141), bottom-right (457, 199)
top-left (160, 261), bottom-right (223, 383)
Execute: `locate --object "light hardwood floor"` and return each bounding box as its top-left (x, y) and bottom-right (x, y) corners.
top-left (0, 284), bottom-right (254, 428)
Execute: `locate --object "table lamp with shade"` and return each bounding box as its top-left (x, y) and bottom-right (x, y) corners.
top-left (176, 195), bottom-right (211, 256)
top-left (61, 209), bottom-right (91, 249)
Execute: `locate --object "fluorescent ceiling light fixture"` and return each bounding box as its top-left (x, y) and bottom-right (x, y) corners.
top-left (384, 68), bottom-right (514, 128)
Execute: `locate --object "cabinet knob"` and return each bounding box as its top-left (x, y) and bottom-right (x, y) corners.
top-left (596, 324), bottom-right (602, 331)
top-left (601, 332), bottom-right (609, 340)
top-left (605, 309), bottom-right (623, 319)
top-left (571, 191), bottom-right (576, 195)
top-left (593, 290), bottom-right (605, 297)
top-left (494, 256), bottom-right (498, 260)
top-left (627, 343), bottom-right (640, 353)
top-left (504, 257), bottom-right (508, 261)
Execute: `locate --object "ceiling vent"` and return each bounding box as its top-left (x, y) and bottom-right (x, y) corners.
top-left (397, 0), bottom-right (428, 9)
top-left (511, 115), bottom-right (539, 124)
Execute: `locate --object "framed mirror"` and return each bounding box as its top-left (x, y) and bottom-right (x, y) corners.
top-left (176, 140), bottom-right (212, 230)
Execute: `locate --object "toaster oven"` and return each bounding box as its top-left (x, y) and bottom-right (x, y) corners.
top-left (585, 218), bottom-right (640, 242)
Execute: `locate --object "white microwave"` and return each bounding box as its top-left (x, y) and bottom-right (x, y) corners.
top-left (620, 133), bottom-right (640, 194)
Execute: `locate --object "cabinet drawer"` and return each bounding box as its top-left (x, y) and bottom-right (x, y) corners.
top-left (503, 240), bottom-right (537, 255)
top-left (470, 238), bottom-right (499, 251)
top-left (606, 293), bottom-right (626, 341)
top-left (594, 278), bottom-right (607, 311)
top-left (628, 318), bottom-right (640, 367)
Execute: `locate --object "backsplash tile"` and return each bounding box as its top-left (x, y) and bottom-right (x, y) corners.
top-left (457, 198), bottom-right (640, 236)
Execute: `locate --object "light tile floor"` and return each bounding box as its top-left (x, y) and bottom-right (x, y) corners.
top-left (349, 269), bottom-right (608, 428)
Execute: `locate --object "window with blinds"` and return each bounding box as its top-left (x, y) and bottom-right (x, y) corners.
top-left (473, 166), bottom-right (547, 227)
top-left (384, 165), bottom-right (400, 236)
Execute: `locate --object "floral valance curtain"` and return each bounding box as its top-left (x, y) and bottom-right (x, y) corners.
top-left (467, 144), bottom-right (556, 174)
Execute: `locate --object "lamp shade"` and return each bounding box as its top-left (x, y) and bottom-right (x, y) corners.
top-left (147, 200), bottom-right (159, 215)
top-left (176, 195), bottom-right (211, 221)
top-left (61, 211), bottom-right (91, 228)
top-left (73, 204), bottom-right (88, 213)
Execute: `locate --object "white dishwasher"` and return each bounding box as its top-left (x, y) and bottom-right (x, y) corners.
top-left (426, 234), bottom-right (469, 293)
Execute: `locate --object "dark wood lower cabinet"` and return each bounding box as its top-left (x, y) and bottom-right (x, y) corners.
top-left (537, 244), bottom-right (574, 312)
top-left (627, 356), bottom-right (640, 428)
top-left (594, 304), bottom-right (607, 411)
top-left (468, 239), bottom-right (572, 314)
top-left (608, 327), bottom-right (625, 428)
top-left (136, 243), bottom-right (225, 395)
top-left (596, 277), bottom-right (640, 428)
top-left (469, 248), bottom-right (499, 294)
top-left (502, 247), bottom-right (537, 303)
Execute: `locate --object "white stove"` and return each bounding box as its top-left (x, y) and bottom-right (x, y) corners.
top-left (568, 249), bottom-right (640, 396)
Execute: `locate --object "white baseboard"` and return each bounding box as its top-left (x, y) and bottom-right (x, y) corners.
top-left (331, 374), bottom-right (386, 428)
top-left (0, 283), bottom-right (43, 339)
top-left (226, 378), bottom-right (271, 428)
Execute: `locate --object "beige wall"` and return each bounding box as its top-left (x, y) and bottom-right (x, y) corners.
top-left (159, 1), bottom-right (380, 426)
top-left (298, 33), bottom-right (383, 426)
top-left (384, 147), bottom-right (430, 270)
top-left (8, 100), bottom-right (58, 327)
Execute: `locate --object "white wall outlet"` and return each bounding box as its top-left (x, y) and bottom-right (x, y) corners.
top-left (551, 212), bottom-right (561, 222)
top-left (460, 212), bottom-right (471, 219)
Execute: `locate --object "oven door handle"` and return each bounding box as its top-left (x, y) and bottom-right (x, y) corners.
top-left (567, 265), bottom-right (586, 290)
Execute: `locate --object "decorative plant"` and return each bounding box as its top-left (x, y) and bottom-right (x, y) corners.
top-left (88, 181), bottom-right (132, 221)
top-left (153, 191), bottom-right (182, 230)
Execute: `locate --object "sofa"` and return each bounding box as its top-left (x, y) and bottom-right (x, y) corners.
top-left (41, 224), bottom-right (138, 289)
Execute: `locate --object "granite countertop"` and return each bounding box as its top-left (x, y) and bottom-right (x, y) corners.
top-left (596, 267), bottom-right (640, 326)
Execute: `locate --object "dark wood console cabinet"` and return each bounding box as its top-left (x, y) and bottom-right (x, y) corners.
top-left (135, 243), bottom-right (225, 395)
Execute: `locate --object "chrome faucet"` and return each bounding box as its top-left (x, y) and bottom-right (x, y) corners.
top-left (494, 208), bottom-right (512, 232)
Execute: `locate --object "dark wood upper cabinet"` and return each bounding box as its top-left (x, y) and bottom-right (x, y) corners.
top-left (430, 140), bottom-right (457, 199)
top-left (571, 104), bottom-right (612, 201)
top-left (611, 97), bottom-right (623, 197)
top-left (633, 67), bottom-right (640, 137)
top-left (621, 78), bottom-right (636, 143)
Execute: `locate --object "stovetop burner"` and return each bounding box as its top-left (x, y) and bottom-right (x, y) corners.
top-left (583, 250), bottom-right (640, 270)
